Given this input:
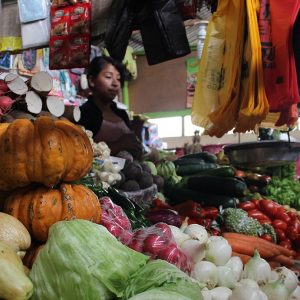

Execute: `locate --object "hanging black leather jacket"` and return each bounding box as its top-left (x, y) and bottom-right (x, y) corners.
top-left (104, 0), bottom-right (191, 65)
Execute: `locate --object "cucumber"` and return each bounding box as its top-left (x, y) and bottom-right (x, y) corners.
top-left (187, 166), bottom-right (236, 178)
top-left (164, 184), bottom-right (238, 208)
top-left (176, 162), bottom-right (218, 176)
top-left (180, 152), bottom-right (217, 163)
top-left (187, 175), bottom-right (247, 197)
top-left (173, 158), bottom-right (206, 166)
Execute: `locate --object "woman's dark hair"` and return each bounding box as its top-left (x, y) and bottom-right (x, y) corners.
top-left (87, 56), bottom-right (125, 87)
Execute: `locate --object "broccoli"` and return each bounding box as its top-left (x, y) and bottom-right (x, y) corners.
top-left (222, 208), bottom-right (263, 236)
top-left (261, 223), bottom-right (277, 243)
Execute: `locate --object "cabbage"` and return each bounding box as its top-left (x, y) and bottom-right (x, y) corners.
top-left (29, 220), bottom-right (149, 300)
top-left (124, 260), bottom-right (203, 300)
top-left (128, 289), bottom-right (192, 300)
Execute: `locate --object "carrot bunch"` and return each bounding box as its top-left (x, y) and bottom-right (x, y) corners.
top-left (223, 232), bottom-right (295, 267)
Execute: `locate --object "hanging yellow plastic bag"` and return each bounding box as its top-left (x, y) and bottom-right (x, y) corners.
top-left (191, 0), bottom-right (228, 130)
top-left (235, 0), bottom-right (269, 133)
top-left (192, 0), bottom-right (246, 137)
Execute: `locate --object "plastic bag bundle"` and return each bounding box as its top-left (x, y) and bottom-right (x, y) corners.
top-left (234, 0), bottom-right (269, 133)
top-left (192, 0), bottom-right (271, 136)
top-left (258, 0), bottom-right (300, 127)
top-left (100, 196), bottom-right (133, 245)
top-left (127, 223), bottom-right (193, 274)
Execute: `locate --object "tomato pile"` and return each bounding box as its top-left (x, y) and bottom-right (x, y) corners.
top-left (238, 199), bottom-right (300, 251)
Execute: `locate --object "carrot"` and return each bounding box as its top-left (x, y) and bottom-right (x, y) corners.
top-left (225, 237), bottom-right (278, 258)
top-left (268, 261), bottom-right (281, 269)
top-left (272, 255), bottom-right (295, 267)
top-left (232, 251), bottom-right (252, 264)
top-left (223, 232), bottom-right (292, 256)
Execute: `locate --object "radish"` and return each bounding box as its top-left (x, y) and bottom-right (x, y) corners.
top-left (31, 71), bottom-right (53, 94)
top-left (143, 234), bottom-right (168, 255)
top-left (25, 91), bottom-right (43, 114)
top-left (154, 223), bottom-right (173, 242)
top-left (5, 73), bottom-right (28, 95)
top-left (158, 243), bottom-right (180, 263)
top-left (128, 238), bottom-right (144, 252)
top-left (0, 96), bottom-right (14, 113)
top-left (46, 96), bottom-right (65, 117)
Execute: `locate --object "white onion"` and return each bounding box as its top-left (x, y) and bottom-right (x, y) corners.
top-left (231, 286), bottom-right (268, 300)
top-left (261, 276), bottom-right (289, 300)
top-left (271, 267), bottom-right (298, 294)
top-left (191, 261), bottom-right (218, 289)
top-left (168, 225), bottom-right (190, 245)
top-left (184, 224), bottom-right (208, 244)
top-left (181, 239), bottom-right (205, 262)
top-left (216, 266), bottom-right (237, 289)
top-left (210, 287), bottom-right (232, 300)
top-left (225, 256), bottom-right (243, 281)
top-left (205, 236), bottom-right (232, 266)
top-left (242, 250), bottom-right (271, 285)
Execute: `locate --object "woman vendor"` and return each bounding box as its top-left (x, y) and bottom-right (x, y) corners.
top-left (78, 56), bottom-right (143, 158)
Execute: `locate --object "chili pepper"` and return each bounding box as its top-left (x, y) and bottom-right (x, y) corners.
top-left (172, 200), bottom-right (202, 219)
top-left (259, 199), bottom-right (278, 219)
top-left (248, 209), bottom-right (270, 221)
top-left (238, 201), bottom-right (256, 211)
top-left (261, 234), bottom-right (273, 242)
top-left (286, 226), bottom-right (298, 241)
top-left (152, 199), bottom-right (171, 210)
top-left (201, 207), bottom-right (219, 219)
top-left (272, 219), bottom-right (288, 231)
top-left (209, 228), bottom-right (221, 236)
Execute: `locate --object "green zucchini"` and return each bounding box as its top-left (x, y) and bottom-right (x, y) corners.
top-left (187, 175), bottom-right (247, 197)
top-left (187, 166), bottom-right (236, 178)
top-left (164, 184), bottom-right (238, 208)
top-left (176, 162), bottom-right (218, 176)
top-left (173, 158), bottom-right (206, 166)
top-left (180, 152), bottom-right (217, 163)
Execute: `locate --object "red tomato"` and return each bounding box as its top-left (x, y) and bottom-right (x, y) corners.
top-left (272, 219), bottom-right (288, 231)
top-left (279, 239), bottom-right (292, 250)
top-left (238, 201), bottom-right (256, 211)
top-left (259, 200), bottom-right (278, 219)
top-left (275, 228), bottom-right (286, 242)
top-left (261, 234), bottom-right (273, 242)
top-left (287, 211), bottom-right (298, 223)
top-left (248, 209), bottom-right (270, 221)
top-left (290, 219), bottom-right (300, 234)
top-left (250, 199), bottom-right (261, 209)
top-left (286, 226), bottom-right (298, 241)
top-left (275, 211), bottom-right (291, 224)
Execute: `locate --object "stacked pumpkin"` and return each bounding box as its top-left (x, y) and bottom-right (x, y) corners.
top-left (0, 116), bottom-right (101, 246)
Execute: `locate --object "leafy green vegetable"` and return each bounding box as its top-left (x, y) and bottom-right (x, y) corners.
top-left (222, 208), bottom-right (263, 236)
top-left (266, 176), bottom-right (300, 209)
top-left (30, 220), bottom-right (149, 300)
top-left (123, 260), bottom-right (203, 300)
top-left (128, 289), bottom-right (193, 300)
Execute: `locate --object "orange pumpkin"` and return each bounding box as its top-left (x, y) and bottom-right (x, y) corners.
top-left (0, 116), bottom-right (93, 191)
top-left (3, 184), bottom-right (101, 242)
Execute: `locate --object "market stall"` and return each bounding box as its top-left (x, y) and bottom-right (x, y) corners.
top-left (0, 0), bottom-right (300, 300)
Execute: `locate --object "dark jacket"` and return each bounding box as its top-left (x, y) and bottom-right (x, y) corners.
top-left (78, 98), bottom-right (132, 137)
top-left (105, 0), bottom-right (191, 65)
